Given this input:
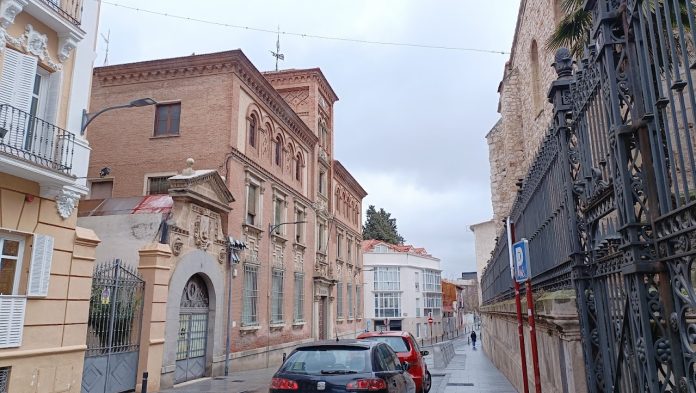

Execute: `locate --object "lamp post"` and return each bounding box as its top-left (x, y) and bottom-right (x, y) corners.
top-left (81, 97), bottom-right (158, 135)
top-left (265, 220), bottom-right (306, 368)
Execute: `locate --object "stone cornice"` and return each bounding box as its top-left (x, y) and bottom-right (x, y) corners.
top-left (263, 68), bottom-right (339, 104)
top-left (93, 50), bottom-right (319, 148)
top-left (227, 148), bottom-right (313, 208)
top-left (333, 160), bottom-right (367, 198)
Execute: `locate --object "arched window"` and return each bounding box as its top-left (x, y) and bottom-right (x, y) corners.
top-left (274, 135), bottom-right (282, 166)
top-left (295, 153), bottom-right (302, 182)
top-left (249, 114), bottom-right (257, 147)
top-left (531, 40), bottom-right (542, 114)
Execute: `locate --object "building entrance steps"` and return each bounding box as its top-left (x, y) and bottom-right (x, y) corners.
top-left (425, 331), bottom-right (517, 393)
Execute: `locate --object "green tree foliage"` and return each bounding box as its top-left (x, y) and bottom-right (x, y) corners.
top-left (362, 205), bottom-right (405, 245)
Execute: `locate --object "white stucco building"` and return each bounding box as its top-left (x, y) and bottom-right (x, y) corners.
top-left (361, 240), bottom-right (442, 339)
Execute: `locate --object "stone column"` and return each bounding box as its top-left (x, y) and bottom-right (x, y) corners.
top-left (136, 243), bottom-right (173, 393)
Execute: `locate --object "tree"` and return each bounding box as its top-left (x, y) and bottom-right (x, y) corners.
top-left (362, 205), bottom-right (405, 245)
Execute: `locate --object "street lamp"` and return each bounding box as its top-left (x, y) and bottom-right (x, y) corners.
top-left (81, 97), bottom-right (158, 135)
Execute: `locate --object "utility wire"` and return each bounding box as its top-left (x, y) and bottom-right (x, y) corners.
top-left (101, 1), bottom-right (510, 55)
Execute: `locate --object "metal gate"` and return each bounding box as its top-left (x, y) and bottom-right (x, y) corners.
top-left (318, 296), bottom-right (327, 340)
top-left (82, 260), bottom-right (144, 393)
top-left (175, 275), bottom-right (209, 384)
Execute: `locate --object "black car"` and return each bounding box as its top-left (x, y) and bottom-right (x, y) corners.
top-left (270, 340), bottom-right (416, 392)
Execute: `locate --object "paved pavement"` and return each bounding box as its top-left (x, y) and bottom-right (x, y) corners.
top-left (425, 333), bottom-right (517, 393)
top-left (161, 331), bottom-right (516, 393)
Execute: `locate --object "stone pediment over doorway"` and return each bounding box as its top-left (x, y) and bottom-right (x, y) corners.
top-left (168, 158), bottom-right (235, 214)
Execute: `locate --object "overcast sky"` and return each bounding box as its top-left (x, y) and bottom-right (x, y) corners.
top-left (96, 0), bottom-right (520, 278)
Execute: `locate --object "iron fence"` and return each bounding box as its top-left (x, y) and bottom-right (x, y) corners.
top-left (40, 0), bottom-right (82, 26)
top-left (0, 104), bottom-right (75, 175)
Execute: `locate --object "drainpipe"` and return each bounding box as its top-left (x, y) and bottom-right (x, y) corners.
top-left (225, 253), bottom-right (233, 376)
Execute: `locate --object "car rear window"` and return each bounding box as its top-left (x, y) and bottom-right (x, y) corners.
top-left (281, 346), bottom-right (372, 374)
top-left (359, 336), bottom-right (410, 353)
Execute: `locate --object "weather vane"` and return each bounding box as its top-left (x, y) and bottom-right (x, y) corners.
top-left (270, 25), bottom-right (284, 71)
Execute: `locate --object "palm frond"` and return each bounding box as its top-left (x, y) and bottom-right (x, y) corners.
top-left (546, 8), bottom-right (592, 59)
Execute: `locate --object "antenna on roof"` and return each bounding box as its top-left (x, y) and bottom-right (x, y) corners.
top-left (270, 25), bottom-right (284, 71)
top-left (101, 30), bottom-right (110, 66)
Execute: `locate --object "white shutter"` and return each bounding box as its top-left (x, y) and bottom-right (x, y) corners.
top-left (43, 70), bottom-right (62, 124)
top-left (27, 234), bottom-right (54, 297)
top-left (0, 296), bottom-right (26, 348)
top-left (0, 48), bottom-right (37, 112)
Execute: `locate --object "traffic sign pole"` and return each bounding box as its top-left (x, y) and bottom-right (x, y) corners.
top-left (526, 279), bottom-right (542, 393)
top-left (508, 218), bottom-right (530, 393)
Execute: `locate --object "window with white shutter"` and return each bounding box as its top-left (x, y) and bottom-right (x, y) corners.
top-left (0, 48), bottom-right (38, 112)
top-left (0, 236), bottom-right (24, 295)
top-left (27, 234), bottom-right (54, 297)
top-left (0, 296), bottom-right (26, 348)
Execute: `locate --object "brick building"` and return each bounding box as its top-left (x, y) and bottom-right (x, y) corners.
top-left (81, 50), bottom-right (366, 385)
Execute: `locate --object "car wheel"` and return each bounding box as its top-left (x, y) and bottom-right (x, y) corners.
top-left (422, 370), bottom-right (432, 393)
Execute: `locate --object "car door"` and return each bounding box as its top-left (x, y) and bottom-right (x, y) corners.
top-left (378, 344), bottom-right (406, 393)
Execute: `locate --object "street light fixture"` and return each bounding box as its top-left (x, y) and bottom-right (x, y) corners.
top-left (81, 97), bottom-right (158, 135)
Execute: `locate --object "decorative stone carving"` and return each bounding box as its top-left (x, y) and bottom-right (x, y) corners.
top-left (58, 33), bottom-right (78, 62)
top-left (171, 236), bottom-right (183, 256)
top-left (5, 24), bottom-right (62, 71)
top-left (319, 148), bottom-right (328, 162)
top-left (553, 47), bottom-right (573, 78)
top-left (56, 189), bottom-right (79, 219)
top-left (193, 214), bottom-right (212, 251)
top-left (0, 0), bottom-right (27, 29)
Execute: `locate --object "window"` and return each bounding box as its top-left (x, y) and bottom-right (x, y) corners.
top-left (0, 237), bottom-right (24, 295)
top-left (90, 180), bottom-right (113, 199)
top-left (356, 285), bottom-right (361, 317)
top-left (295, 207), bottom-right (305, 244)
top-left (295, 154), bottom-right (302, 182)
top-left (246, 184), bottom-right (259, 226)
top-left (374, 245), bottom-right (389, 253)
top-left (317, 221), bottom-right (327, 252)
top-left (415, 271), bottom-right (420, 291)
top-left (154, 103), bottom-right (180, 136)
top-left (416, 298), bottom-right (421, 317)
top-left (248, 114), bottom-right (257, 147)
top-left (294, 272), bottom-right (304, 322)
top-left (337, 233), bottom-right (343, 260)
top-left (242, 264), bottom-right (259, 325)
top-left (347, 283), bottom-right (353, 318)
top-left (347, 239), bottom-right (353, 263)
top-left (0, 367), bottom-right (9, 393)
top-left (336, 281), bottom-right (343, 318)
top-left (319, 171), bottom-right (326, 195)
top-left (531, 40), bottom-right (542, 114)
top-left (374, 292), bottom-right (400, 318)
top-left (147, 176), bottom-right (170, 195)
top-left (273, 195), bottom-right (285, 235)
top-left (423, 270), bottom-right (441, 292)
top-left (423, 293), bottom-right (442, 318)
top-left (374, 267), bottom-right (400, 291)
top-left (274, 135), bottom-right (282, 166)
top-left (271, 269), bottom-right (284, 323)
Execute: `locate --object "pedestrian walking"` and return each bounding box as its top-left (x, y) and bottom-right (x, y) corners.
top-left (470, 330), bottom-right (477, 348)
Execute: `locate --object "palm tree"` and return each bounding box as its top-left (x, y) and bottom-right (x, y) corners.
top-left (547, 0), bottom-right (694, 60)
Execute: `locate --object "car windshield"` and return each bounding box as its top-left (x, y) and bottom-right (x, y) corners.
top-left (281, 347), bottom-right (371, 375)
top-left (360, 336), bottom-right (410, 353)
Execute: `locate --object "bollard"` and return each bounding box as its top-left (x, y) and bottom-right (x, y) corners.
top-left (141, 372), bottom-right (149, 393)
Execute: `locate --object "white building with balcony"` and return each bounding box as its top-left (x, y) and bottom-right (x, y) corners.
top-left (361, 240), bottom-right (443, 339)
top-left (0, 0), bottom-right (102, 391)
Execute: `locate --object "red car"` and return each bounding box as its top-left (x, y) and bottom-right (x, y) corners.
top-left (357, 330), bottom-right (431, 393)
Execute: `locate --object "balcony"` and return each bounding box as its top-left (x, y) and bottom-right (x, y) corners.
top-left (0, 104), bottom-right (75, 175)
top-left (38, 0), bottom-right (82, 25)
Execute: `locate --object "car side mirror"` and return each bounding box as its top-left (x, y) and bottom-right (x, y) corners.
top-left (420, 350), bottom-right (429, 356)
top-left (282, 352), bottom-right (287, 363)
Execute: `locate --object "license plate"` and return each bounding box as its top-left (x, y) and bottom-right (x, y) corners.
top-left (317, 381), bottom-right (326, 390)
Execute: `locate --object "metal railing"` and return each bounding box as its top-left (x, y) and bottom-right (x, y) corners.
top-left (39, 0), bottom-right (82, 26)
top-left (0, 104), bottom-right (75, 175)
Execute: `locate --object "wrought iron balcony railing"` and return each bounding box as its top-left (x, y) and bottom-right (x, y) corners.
top-left (0, 104), bottom-right (75, 175)
top-left (40, 0), bottom-right (82, 26)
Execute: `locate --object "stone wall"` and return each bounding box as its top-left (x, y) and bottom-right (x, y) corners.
top-left (481, 290), bottom-right (586, 393)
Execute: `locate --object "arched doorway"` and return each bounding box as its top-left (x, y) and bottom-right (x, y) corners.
top-left (175, 274), bottom-right (209, 383)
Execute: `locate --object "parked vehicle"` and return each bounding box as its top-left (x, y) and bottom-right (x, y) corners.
top-left (271, 340), bottom-right (416, 392)
top-left (356, 331), bottom-right (431, 393)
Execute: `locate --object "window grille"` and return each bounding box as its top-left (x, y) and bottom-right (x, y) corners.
top-left (347, 283), bottom-right (353, 318)
top-left (271, 269), bottom-right (284, 323)
top-left (336, 282), bottom-right (343, 318)
top-left (0, 367), bottom-right (9, 393)
top-left (356, 285), bottom-right (361, 317)
top-left (294, 273), bottom-right (304, 322)
top-left (147, 176), bottom-right (170, 195)
top-left (242, 264), bottom-right (258, 325)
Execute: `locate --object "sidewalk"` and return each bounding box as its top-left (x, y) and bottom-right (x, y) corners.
top-left (425, 333), bottom-right (517, 393)
top-left (159, 367), bottom-right (276, 393)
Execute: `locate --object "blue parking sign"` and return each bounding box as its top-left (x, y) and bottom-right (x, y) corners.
top-left (512, 239), bottom-right (531, 283)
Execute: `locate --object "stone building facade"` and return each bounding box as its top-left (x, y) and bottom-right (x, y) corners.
top-left (476, 1), bottom-right (589, 392)
top-left (0, 0), bottom-right (102, 391)
top-left (83, 50), bottom-right (366, 384)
